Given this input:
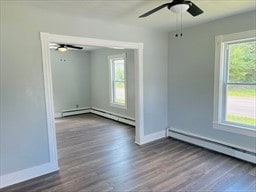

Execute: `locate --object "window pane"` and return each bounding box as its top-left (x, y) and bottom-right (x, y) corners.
top-left (228, 41), bottom-right (256, 83)
top-left (114, 59), bottom-right (125, 81)
top-left (226, 85), bottom-right (256, 127)
top-left (114, 82), bottom-right (125, 105)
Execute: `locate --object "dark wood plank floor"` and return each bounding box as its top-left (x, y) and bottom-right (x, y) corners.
top-left (3, 114), bottom-right (256, 192)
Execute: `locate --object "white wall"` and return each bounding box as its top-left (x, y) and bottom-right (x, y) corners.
top-left (51, 50), bottom-right (91, 114)
top-left (168, 11), bottom-right (256, 152)
top-left (0, 2), bottom-right (168, 176)
top-left (90, 48), bottom-right (135, 118)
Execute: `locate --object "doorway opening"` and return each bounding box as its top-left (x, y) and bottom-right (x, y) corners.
top-left (40, 32), bottom-right (144, 170)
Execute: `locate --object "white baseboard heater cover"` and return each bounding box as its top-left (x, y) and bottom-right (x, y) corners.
top-left (168, 129), bottom-right (256, 164)
top-left (60, 108), bottom-right (135, 126)
top-left (62, 108), bottom-right (91, 117)
top-left (90, 108), bottom-right (135, 126)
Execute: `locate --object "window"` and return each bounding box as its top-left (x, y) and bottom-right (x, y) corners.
top-left (109, 54), bottom-right (127, 108)
top-left (214, 30), bottom-right (256, 136)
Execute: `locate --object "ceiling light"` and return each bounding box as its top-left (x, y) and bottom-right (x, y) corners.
top-left (170, 4), bottom-right (189, 13)
top-left (110, 47), bottom-right (125, 50)
top-left (57, 46), bottom-right (67, 52)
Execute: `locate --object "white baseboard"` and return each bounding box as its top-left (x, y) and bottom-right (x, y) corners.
top-left (0, 162), bottom-right (59, 189)
top-left (139, 130), bottom-right (166, 145)
top-left (54, 113), bottom-right (62, 118)
top-left (168, 128), bottom-right (256, 164)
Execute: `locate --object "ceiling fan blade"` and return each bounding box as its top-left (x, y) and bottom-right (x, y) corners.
top-left (66, 44), bottom-right (83, 49)
top-left (187, 1), bottom-right (203, 16)
top-left (139, 3), bottom-right (170, 18)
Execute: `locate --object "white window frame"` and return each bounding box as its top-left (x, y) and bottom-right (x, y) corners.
top-left (213, 30), bottom-right (256, 137)
top-left (109, 53), bottom-right (127, 109)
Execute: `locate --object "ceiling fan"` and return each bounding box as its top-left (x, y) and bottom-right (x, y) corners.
top-left (139, 0), bottom-right (203, 18)
top-left (50, 43), bottom-right (83, 52)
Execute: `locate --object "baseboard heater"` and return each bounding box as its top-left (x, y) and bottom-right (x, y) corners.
top-left (62, 108), bottom-right (91, 117)
top-left (90, 108), bottom-right (135, 126)
top-left (61, 107), bottom-right (135, 126)
top-left (168, 128), bottom-right (256, 164)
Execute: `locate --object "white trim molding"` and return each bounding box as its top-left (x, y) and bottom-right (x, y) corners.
top-left (135, 43), bottom-right (144, 145)
top-left (168, 128), bottom-right (256, 164)
top-left (40, 32), bottom-right (144, 151)
top-left (54, 113), bottom-right (62, 118)
top-left (139, 130), bottom-right (166, 145)
top-left (213, 122), bottom-right (256, 137)
top-left (108, 53), bottom-right (128, 109)
top-left (213, 30), bottom-right (256, 136)
top-left (0, 162), bottom-right (58, 189)
top-left (216, 30), bottom-right (256, 43)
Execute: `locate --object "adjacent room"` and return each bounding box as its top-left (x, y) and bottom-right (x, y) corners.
top-left (1, 0), bottom-right (255, 191)
top-left (50, 44), bottom-right (135, 124)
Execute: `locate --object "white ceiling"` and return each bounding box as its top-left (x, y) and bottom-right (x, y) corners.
top-left (16, 0), bottom-right (255, 31)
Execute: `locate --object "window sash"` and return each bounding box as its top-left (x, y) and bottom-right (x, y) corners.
top-left (222, 84), bottom-right (255, 127)
top-left (225, 41), bottom-right (256, 84)
top-left (109, 54), bottom-right (127, 108)
top-left (213, 30), bottom-right (256, 136)
top-left (112, 81), bottom-right (126, 104)
top-left (221, 40), bottom-right (255, 128)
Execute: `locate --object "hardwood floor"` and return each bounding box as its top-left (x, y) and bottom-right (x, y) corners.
top-left (3, 114), bottom-right (256, 192)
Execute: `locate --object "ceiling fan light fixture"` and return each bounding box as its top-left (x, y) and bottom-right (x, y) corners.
top-left (170, 4), bottom-right (190, 13)
top-left (57, 46), bottom-right (68, 52)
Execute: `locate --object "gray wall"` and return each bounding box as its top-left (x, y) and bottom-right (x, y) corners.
top-left (50, 48), bottom-right (135, 118)
top-left (0, 2), bottom-right (168, 175)
top-left (51, 50), bottom-right (91, 114)
top-left (90, 48), bottom-right (135, 118)
top-left (168, 11), bottom-right (256, 151)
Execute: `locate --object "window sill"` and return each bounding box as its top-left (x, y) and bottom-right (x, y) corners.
top-left (110, 103), bottom-right (127, 109)
top-left (213, 122), bottom-right (256, 137)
